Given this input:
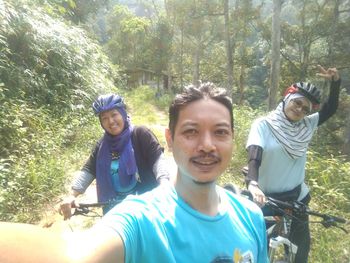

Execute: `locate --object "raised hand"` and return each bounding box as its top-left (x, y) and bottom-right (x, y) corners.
top-left (316, 65), bottom-right (339, 81)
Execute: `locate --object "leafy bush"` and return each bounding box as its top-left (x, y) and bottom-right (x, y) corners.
top-left (0, 0), bottom-right (119, 156)
top-left (220, 104), bottom-right (264, 186)
top-left (306, 151), bottom-right (350, 262)
top-left (0, 1), bottom-right (119, 222)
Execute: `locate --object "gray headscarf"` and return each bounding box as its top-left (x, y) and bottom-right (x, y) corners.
top-left (265, 94), bottom-right (314, 159)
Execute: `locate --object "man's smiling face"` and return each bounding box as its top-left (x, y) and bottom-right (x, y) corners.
top-left (166, 98), bottom-right (233, 185)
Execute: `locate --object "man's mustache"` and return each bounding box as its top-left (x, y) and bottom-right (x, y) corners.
top-left (190, 153), bottom-right (221, 162)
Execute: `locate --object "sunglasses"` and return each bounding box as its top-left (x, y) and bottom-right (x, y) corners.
top-left (291, 99), bottom-right (311, 115)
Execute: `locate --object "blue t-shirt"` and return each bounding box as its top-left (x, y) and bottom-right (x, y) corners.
top-left (110, 159), bottom-right (137, 193)
top-left (246, 113), bottom-right (319, 199)
top-left (97, 184), bottom-right (268, 263)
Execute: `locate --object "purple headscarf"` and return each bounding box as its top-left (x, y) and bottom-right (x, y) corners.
top-left (95, 106), bottom-right (137, 202)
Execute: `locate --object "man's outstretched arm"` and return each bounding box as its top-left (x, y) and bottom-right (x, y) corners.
top-left (0, 222), bottom-right (124, 263)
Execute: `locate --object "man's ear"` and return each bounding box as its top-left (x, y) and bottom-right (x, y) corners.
top-left (165, 128), bottom-right (173, 152)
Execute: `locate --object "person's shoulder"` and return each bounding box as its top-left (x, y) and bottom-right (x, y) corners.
top-left (91, 137), bottom-right (103, 150)
top-left (253, 116), bottom-right (268, 125)
top-left (132, 125), bottom-right (154, 136)
top-left (221, 187), bottom-right (262, 215)
top-left (250, 116), bottom-right (269, 131)
top-left (305, 112), bottom-right (319, 126)
top-left (133, 125), bottom-right (149, 132)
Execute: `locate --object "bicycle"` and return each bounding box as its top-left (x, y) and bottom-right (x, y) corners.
top-left (263, 196), bottom-right (347, 263)
top-left (224, 184), bottom-right (348, 263)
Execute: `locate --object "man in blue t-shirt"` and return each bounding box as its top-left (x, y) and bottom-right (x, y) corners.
top-left (95, 82), bottom-right (269, 263)
top-left (0, 82), bottom-right (268, 263)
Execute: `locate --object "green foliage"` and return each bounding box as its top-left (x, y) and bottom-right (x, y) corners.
top-left (305, 151), bottom-right (350, 262)
top-left (17, 0), bottom-right (108, 24)
top-left (104, 5), bottom-right (151, 68)
top-left (220, 104), bottom-right (263, 186)
top-left (306, 152), bottom-right (350, 210)
top-left (311, 89), bottom-right (350, 156)
top-left (146, 16), bottom-right (173, 75)
top-left (120, 86), bottom-right (173, 145)
top-left (0, 103), bottom-right (101, 222)
top-left (0, 0), bottom-right (119, 158)
top-left (0, 1), bottom-right (119, 222)
top-left (1, 1), bottom-right (118, 114)
top-left (0, 155), bottom-right (66, 222)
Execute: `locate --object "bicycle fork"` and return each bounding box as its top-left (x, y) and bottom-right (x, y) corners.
top-left (269, 236), bottom-right (297, 263)
top-left (268, 215), bottom-right (297, 263)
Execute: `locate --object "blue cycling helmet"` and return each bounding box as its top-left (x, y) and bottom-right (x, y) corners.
top-left (92, 94), bottom-right (125, 115)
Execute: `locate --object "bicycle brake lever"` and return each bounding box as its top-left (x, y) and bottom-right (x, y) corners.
top-left (337, 225), bottom-right (349, 234)
top-left (73, 207), bottom-right (89, 216)
top-left (322, 220), bottom-right (349, 234)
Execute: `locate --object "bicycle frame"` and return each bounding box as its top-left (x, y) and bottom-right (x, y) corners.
top-left (266, 214), bottom-right (297, 263)
top-left (263, 197), bottom-right (347, 263)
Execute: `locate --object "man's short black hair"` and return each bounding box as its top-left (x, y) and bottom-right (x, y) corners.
top-left (168, 82), bottom-right (233, 138)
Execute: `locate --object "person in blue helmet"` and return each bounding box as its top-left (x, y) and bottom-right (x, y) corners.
top-left (59, 93), bottom-right (171, 218)
top-left (245, 65), bottom-right (341, 262)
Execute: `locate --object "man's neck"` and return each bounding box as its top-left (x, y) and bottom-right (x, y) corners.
top-left (175, 177), bottom-right (220, 216)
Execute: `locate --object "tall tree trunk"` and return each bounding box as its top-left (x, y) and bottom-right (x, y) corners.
top-left (298, 0), bottom-right (312, 79)
top-left (269, 0), bottom-right (282, 110)
top-left (239, 64), bottom-right (246, 105)
top-left (342, 112), bottom-right (350, 158)
top-left (224, 0), bottom-right (234, 97)
top-left (180, 26), bottom-right (184, 88)
top-left (328, 0), bottom-right (339, 64)
top-left (192, 44), bottom-right (200, 87)
top-left (330, 0), bottom-right (350, 156)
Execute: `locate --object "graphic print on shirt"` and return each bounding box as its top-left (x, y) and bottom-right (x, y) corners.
top-left (211, 249), bottom-right (254, 263)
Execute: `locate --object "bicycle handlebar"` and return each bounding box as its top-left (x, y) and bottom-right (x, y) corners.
top-left (70, 194), bottom-right (128, 217)
top-left (73, 202), bottom-right (109, 208)
top-left (71, 202), bottom-right (108, 217)
top-left (237, 188), bottom-right (348, 233)
top-left (267, 197), bottom-right (347, 223)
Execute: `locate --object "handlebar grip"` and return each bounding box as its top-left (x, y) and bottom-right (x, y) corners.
top-left (307, 209), bottom-right (347, 224)
top-left (328, 215), bottom-right (346, 224)
top-left (78, 202), bottom-right (108, 208)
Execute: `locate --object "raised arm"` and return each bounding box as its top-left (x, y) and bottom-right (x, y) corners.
top-left (316, 65), bottom-right (341, 126)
